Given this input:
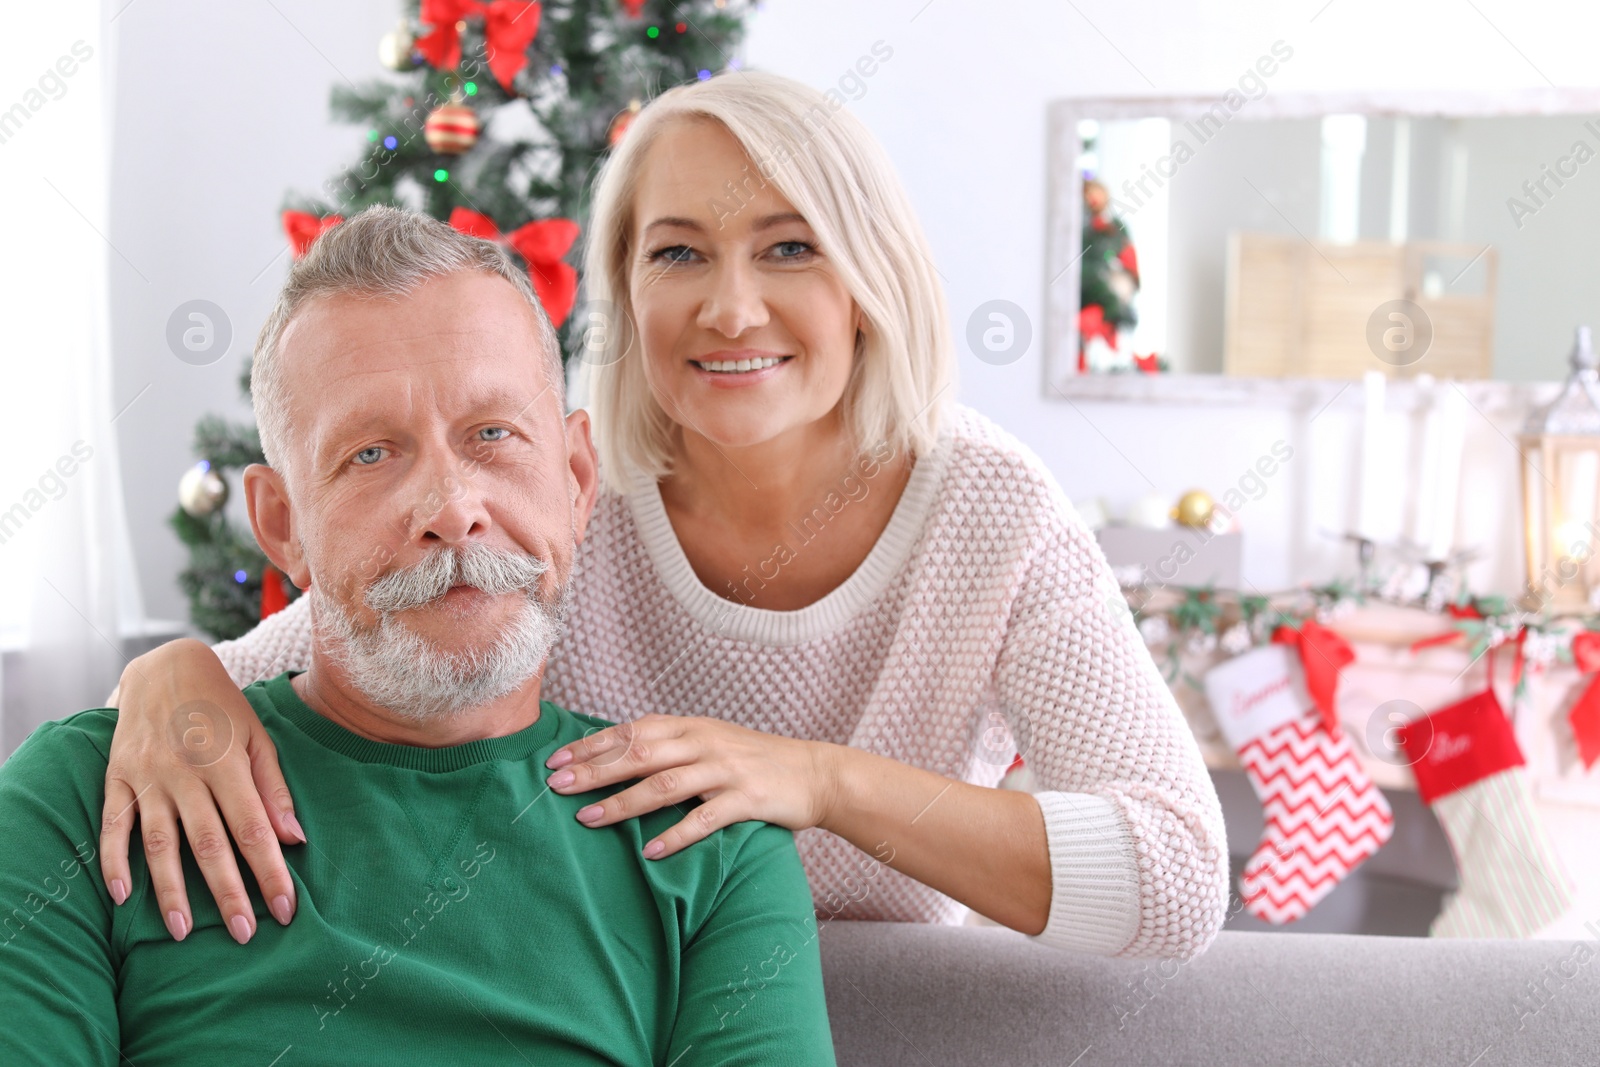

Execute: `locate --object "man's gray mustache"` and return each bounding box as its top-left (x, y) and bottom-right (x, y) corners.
top-left (364, 544), bottom-right (552, 613)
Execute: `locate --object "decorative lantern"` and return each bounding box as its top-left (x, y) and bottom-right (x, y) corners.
top-left (1519, 325), bottom-right (1600, 612)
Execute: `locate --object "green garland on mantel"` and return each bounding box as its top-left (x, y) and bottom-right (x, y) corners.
top-left (1128, 578), bottom-right (1600, 704)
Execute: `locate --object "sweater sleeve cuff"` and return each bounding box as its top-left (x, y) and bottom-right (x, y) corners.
top-left (1026, 791), bottom-right (1142, 955)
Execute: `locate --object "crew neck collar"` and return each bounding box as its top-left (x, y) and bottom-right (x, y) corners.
top-left (255, 672), bottom-right (560, 772)
top-left (622, 425), bottom-right (952, 647)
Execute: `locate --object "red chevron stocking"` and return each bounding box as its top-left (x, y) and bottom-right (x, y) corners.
top-left (1205, 645), bottom-right (1394, 924)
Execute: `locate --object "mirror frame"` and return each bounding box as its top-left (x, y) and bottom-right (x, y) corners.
top-left (1044, 88), bottom-right (1600, 400)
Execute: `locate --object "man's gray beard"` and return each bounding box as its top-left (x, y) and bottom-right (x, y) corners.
top-left (311, 543), bottom-right (571, 723)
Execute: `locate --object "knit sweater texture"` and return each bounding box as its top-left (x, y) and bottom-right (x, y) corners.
top-left (214, 404), bottom-right (1230, 960)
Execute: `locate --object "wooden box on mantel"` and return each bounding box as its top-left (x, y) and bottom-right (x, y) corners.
top-left (1223, 231), bottom-right (1497, 380)
top-left (1094, 526), bottom-right (1243, 589)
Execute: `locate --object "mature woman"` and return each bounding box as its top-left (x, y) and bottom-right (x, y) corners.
top-left (102, 71), bottom-right (1229, 959)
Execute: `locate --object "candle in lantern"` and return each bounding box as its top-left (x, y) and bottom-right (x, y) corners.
top-left (1421, 384), bottom-right (1468, 562)
top-left (1356, 370), bottom-right (1388, 540)
top-left (1556, 450), bottom-right (1600, 558)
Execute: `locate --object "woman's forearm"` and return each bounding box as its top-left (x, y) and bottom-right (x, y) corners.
top-left (816, 745), bottom-right (1051, 935)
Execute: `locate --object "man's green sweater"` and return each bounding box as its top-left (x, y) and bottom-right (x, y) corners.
top-left (0, 673), bottom-right (836, 1065)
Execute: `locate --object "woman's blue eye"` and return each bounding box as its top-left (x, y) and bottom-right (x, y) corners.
top-left (354, 447), bottom-right (384, 465)
top-left (647, 245), bottom-right (695, 264)
top-left (479, 427), bottom-right (511, 442)
top-left (646, 241), bottom-right (814, 265)
top-left (773, 240), bottom-right (815, 259)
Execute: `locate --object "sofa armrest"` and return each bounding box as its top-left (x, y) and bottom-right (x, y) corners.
top-left (819, 921), bottom-right (1597, 1067)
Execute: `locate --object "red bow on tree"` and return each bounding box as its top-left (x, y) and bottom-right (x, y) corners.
top-left (283, 211), bottom-right (344, 258)
top-left (1077, 304), bottom-right (1117, 373)
top-left (618, 0), bottom-right (645, 16)
top-left (1272, 618), bottom-right (1356, 735)
top-left (1567, 631), bottom-right (1600, 770)
top-left (448, 207), bottom-right (579, 327)
top-left (416, 0), bottom-right (542, 92)
top-left (1117, 242), bottom-right (1139, 284)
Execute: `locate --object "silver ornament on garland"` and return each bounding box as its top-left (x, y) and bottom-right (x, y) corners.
top-left (1137, 615), bottom-right (1171, 647)
top-left (178, 461), bottom-right (228, 518)
top-left (1220, 622), bottom-right (1253, 656)
top-left (377, 20), bottom-right (417, 71)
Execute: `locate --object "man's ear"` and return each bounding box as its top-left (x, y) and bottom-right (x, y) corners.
top-left (243, 464), bottom-right (311, 591)
top-left (564, 409), bottom-right (601, 543)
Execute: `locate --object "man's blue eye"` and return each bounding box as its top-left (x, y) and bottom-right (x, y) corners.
top-left (480, 427), bottom-right (510, 442)
top-left (355, 447), bottom-right (384, 465)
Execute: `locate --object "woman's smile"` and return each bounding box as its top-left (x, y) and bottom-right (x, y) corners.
top-left (690, 350), bottom-right (794, 386)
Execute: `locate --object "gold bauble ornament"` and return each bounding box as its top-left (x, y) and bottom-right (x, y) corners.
top-left (424, 103), bottom-right (480, 155)
top-left (608, 99), bottom-right (642, 146)
top-left (178, 462), bottom-right (228, 518)
top-left (377, 20), bottom-right (416, 71)
top-left (1171, 489), bottom-right (1215, 528)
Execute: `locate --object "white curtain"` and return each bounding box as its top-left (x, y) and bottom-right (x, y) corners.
top-left (0, 1), bottom-right (145, 756)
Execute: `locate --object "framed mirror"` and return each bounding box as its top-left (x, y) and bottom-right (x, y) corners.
top-left (1044, 87), bottom-right (1600, 397)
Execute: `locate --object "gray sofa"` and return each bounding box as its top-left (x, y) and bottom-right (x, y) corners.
top-left (818, 922), bottom-right (1599, 1066)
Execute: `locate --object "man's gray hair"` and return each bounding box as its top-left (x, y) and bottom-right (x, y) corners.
top-left (252, 204), bottom-right (564, 473)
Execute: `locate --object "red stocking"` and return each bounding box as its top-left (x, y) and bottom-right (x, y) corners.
top-left (1206, 645), bottom-right (1394, 924)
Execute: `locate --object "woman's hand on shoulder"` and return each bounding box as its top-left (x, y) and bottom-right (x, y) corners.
top-left (102, 638), bottom-right (303, 943)
top-left (543, 714), bottom-right (842, 859)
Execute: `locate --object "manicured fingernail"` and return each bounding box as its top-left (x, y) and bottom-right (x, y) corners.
top-left (271, 894), bottom-right (294, 925)
top-left (548, 769), bottom-right (575, 789)
top-left (110, 879), bottom-right (127, 905)
top-left (643, 841), bottom-right (665, 859)
top-left (283, 810), bottom-right (307, 844)
top-left (546, 749), bottom-right (573, 769)
top-left (166, 911), bottom-right (188, 941)
top-left (576, 804), bottom-right (604, 824)
top-left (228, 915), bottom-right (253, 944)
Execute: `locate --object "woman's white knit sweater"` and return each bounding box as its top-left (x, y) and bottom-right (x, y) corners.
top-left (213, 404), bottom-right (1229, 960)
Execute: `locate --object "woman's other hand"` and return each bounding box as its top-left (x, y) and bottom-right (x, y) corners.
top-left (543, 715), bottom-right (840, 859)
top-left (102, 639), bottom-right (303, 944)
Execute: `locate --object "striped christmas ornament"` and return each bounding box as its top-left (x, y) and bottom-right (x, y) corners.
top-left (424, 103), bottom-right (480, 154)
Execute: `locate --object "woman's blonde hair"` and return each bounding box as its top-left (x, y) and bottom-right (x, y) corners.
top-left (575, 70), bottom-right (954, 490)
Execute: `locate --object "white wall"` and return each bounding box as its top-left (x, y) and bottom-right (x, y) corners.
top-left (110, 0), bottom-right (1600, 622)
top-left (109, 0), bottom-right (396, 624)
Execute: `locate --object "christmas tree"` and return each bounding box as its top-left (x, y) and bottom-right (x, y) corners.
top-left (172, 0), bottom-right (755, 640)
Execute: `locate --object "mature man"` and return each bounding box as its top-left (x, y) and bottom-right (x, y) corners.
top-left (0, 206), bottom-right (835, 1064)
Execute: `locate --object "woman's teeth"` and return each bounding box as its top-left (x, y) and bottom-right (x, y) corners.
top-left (695, 356), bottom-right (786, 373)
